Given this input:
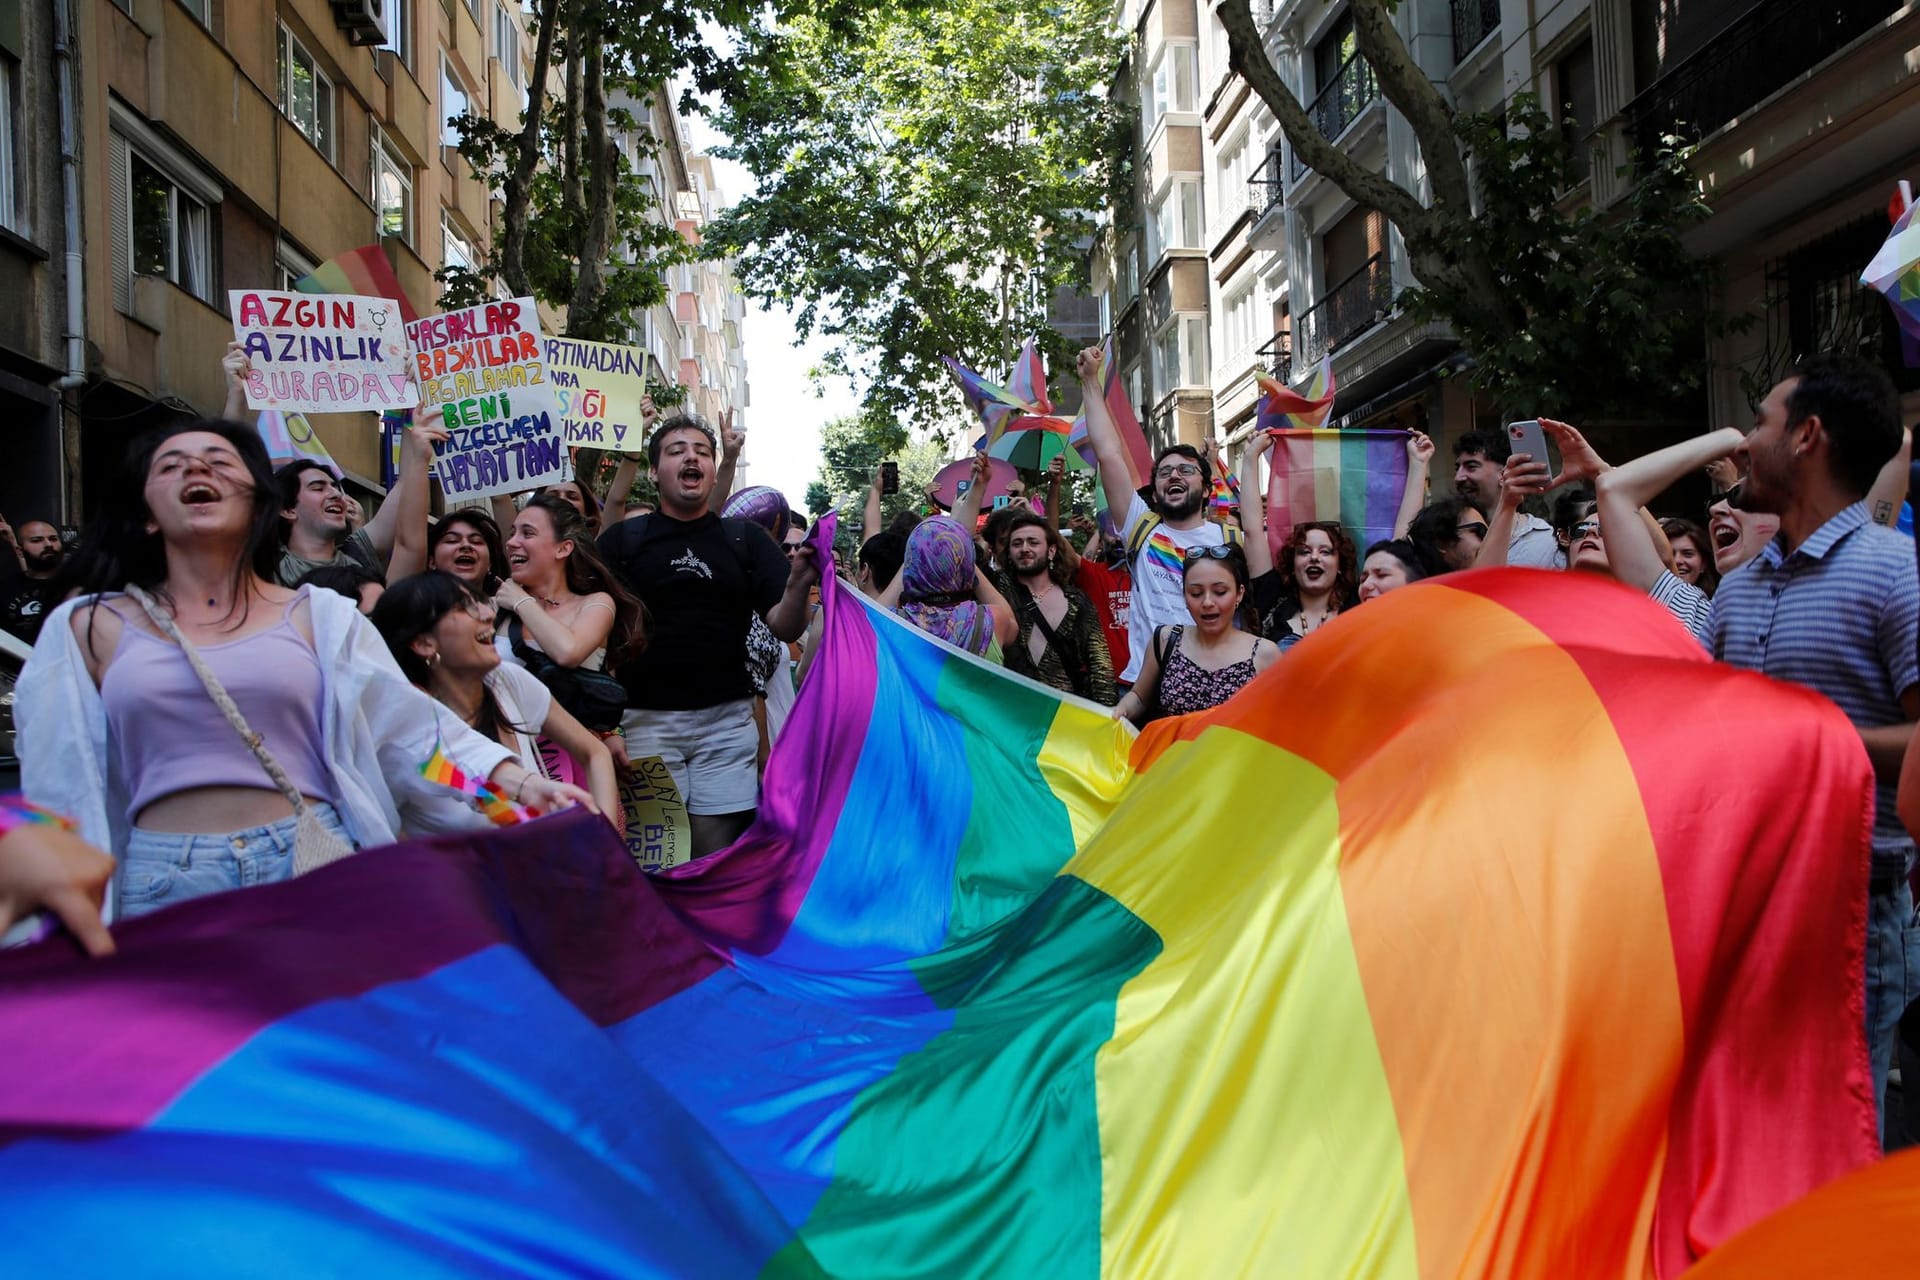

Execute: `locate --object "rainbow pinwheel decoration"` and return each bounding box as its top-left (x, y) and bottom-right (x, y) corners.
top-left (1861, 186), bottom-right (1920, 367)
top-left (1256, 353), bottom-right (1337, 433)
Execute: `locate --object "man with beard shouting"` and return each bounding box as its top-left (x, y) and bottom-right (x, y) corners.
top-left (998, 509), bottom-right (1115, 704)
top-left (1076, 346), bottom-right (1239, 688)
top-left (0, 516), bottom-right (66, 644)
top-left (598, 413), bottom-right (819, 856)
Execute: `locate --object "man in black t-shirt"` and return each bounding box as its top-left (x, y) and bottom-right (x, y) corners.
top-left (598, 414), bottom-right (819, 855)
top-left (0, 518), bottom-right (67, 645)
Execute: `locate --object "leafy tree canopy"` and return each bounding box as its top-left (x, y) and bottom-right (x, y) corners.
top-left (703, 0), bottom-right (1126, 434)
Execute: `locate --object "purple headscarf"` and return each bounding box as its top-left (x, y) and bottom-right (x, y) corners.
top-left (896, 516), bottom-right (994, 656)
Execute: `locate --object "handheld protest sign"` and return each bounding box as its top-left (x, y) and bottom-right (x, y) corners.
top-left (230, 290), bottom-right (419, 414)
top-left (545, 337), bottom-right (651, 454)
top-left (406, 297), bottom-right (567, 499)
top-left (620, 755), bottom-right (691, 872)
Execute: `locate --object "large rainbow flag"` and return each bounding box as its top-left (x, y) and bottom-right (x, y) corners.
top-left (0, 523), bottom-right (1880, 1276)
top-left (1263, 426), bottom-right (1410, 560)
top-left (295, 243), bottom-right (420, 325)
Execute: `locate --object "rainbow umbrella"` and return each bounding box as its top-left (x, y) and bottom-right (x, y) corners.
top-left (988, 415), bottom-right (1087, 472)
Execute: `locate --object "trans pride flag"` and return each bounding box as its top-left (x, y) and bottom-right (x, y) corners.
top-left (0, 522), bottom-right (1880, 1276)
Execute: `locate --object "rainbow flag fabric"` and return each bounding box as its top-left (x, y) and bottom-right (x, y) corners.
top-left (419, 743), bottom-right (529, 826)
top-left (1861, 193), bottom-right (1920, 365)
top-left (295, 244), bottom-right (420, 325)
top-left (1067, 334), bottom-right (1154, 496)
top-left (1262, 427), bottom-right (1409, 561)
top-left (0, 523), bottom-right (1879, 1276)
top-left (942, 354), bottom-right (1029, 440)
top-left (1007, 336), bottom-right (1053, 415)
top-left (1255, 352), bottom-right (1336, 432)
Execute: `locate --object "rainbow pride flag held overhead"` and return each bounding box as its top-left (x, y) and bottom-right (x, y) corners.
top-left (255, 408), bottom-right (341, 475)
top-left (294, 243), bottom-right (420, 325)
top-left (0, 523), bottom-right (1879, 1276)
top-left (1007, 336), bottom-right (1052, 415)
top-left (1262, 427), bottom-right (1410, 561)
top-left (942, 354), bottom-right (1029, 441)
top-left (1256, 352), bottom-right (1336, 432)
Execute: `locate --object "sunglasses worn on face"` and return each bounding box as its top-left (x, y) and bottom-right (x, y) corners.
top-left (1183, 545), bottom-right (1236, 564)
top-left (1570, 520), bottom-right (1602, 540)
top-left (1456, 521), bottom-right (1489, 538)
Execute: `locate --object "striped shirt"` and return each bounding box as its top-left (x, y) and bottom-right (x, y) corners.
top-left (1647, 570), bottom-right (1711, 642)
top-left (1707, 502), bottom-right (1920, 871)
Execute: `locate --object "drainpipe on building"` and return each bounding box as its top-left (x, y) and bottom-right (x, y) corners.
top-left (50, 0), bottom-right (85, 522)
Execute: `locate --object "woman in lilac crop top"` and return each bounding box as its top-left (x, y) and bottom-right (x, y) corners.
top-left (15, 417), bottom-right (595, 924)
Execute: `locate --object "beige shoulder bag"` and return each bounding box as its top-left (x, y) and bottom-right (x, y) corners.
top-left (125, 585), bottom-right (356, 875)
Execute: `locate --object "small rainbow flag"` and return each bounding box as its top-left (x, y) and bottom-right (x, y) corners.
top-left (419, 744), bottom-right (528, 826)
top-left (1861, 184), bottom-right (1920, 366)
top-left (942, 355), bottom-right (1029, 440)
top-left (1256, 352), bottom-right (1336, 432)
top-left (1261, 428), bottom-right (1409, 561)
top-left (294, 244), bottom-right (420, 325)
top-left (255, 408), bottom-right (341, 476)
top-left (1006, 337), bottom-right (1052, 415)
top-left (0, 521), bottom-right (1878, 1277)
top-left (1207, 465), bottom-right (1240, 514)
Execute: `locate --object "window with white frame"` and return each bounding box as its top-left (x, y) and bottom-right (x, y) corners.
top-left (277, 25), bottom-right (335, 161)
top-left (440, 56), bottom-right (471, 148)
top-left (276, 240), bottom-right (318, 292)
top-left (1148, 179), bottom-right (1203, 260)
top-left (176, 0), bottom-right (210, 25)
top-left (442, 214), bottom-right (476, 273)
top-left (380, 0), bottom-right (412, 70)
top-left (1144, 41), bottom-right (1198, 133)
top-left (129, 151), bottom-right (214, 302)
top-left (0, 54), bottom-right (20, 236)
top-left (373, 134), bottom-right (414, 244)
top-left (494, 4), bottom-right (524, 94)
top-left (1153, 314), bottom-right (1210, 390)
top-left (466, 0), bottom-right (482, 21)
top-left (1220, 283), bottom-right (1258, 364)
top-left (1216, 130), bottom-right (1251, 224)
top-left (1208, 11), bottom-right (1233, 88)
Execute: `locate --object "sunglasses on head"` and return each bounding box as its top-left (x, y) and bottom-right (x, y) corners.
top-left (1456, 521), bottom-right (1489, 539)
top-left (1182, 545), bottom-right (1237, 565)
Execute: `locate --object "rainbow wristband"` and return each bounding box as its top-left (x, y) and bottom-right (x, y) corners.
top-left (0, 795), bottom-right (76, 839)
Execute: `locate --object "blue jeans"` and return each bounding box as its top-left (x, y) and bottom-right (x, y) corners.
top-left (1866, 876), bottom-right (1920, 1145)
top-left (119, 804), bottom-right (350, 920)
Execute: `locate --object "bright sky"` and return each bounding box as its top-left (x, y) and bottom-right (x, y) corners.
top-left (684, 113), bottom-right (853, 507)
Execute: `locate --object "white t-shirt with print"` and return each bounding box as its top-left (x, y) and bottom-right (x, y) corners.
top-left (1117, 493), bottom-right (1233, 683)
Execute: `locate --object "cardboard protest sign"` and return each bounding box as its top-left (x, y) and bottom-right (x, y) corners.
top-left (230, 290), bottom-right (419, 414)
top-left (620, 756), bottom-right (691, 872)
top-left (406, 297), bottom-right (567, 499)
top-left (544, 337), bottom-right (652, 453)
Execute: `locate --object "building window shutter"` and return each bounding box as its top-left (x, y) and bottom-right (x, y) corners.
top-left (108, 132), bottom-right (131, 314)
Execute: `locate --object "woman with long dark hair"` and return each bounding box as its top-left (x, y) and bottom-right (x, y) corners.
top-left (17, 419), bottom-right (592, 921)
top-left (429, 508), bottom-right (509, 600)
top-left (373, 572), bottom-right (621, 828)
top-left (1114, 545), bottom-right (1278, 723)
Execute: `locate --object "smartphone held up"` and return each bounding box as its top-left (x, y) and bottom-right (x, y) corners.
top-left (880, 460), bottom-right (899, 496)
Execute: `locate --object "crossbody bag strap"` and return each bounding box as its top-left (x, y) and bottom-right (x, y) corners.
top-left (123, 585), bottom-right (311, 817)
top-left (1024, 592), bottom-right (1088, 696)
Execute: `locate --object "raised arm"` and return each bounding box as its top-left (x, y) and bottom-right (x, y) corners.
top-left (1593, 428), bottom-right (1744, 591)
top-left (1240, 432), bottom-right (1275, 578)
top-left (221, 342), bottom-right (250, 420)
top-left (1393, 430), bottom-right (1433, 537)
top-left (1867, 427), bottom-right (1913, 527)
top-left (598, 395), bottom-right (657, 532)
top-left (712, 410), bottom-right (743, 511)
top-left (952, 451), bottom-right (991, 531)
top-left (1076, 345), bottom-right (1138, 516)
top-left (1474, 456), bottom-right (1542, 570)
top-left (764, 544), bottom-right (822, 643)
top-left (974, 563), bottom-right (1019, 649)
top-left (864, 466), bottom-right (885, 544)
top-left (382, 408), bottom-right (450, 582)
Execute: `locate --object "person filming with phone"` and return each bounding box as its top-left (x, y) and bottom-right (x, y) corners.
top-left (1456, 425), bottom-right (1564, 568)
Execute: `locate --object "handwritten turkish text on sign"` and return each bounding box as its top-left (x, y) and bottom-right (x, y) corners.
top-left (544, 337), bottom-right (651, 453)
top-left (407, 298), bottom-right (567, 499)
top-left (621, 755), bottom-right (691, 871)
top-left (231, 290), bottom-right (419, 414)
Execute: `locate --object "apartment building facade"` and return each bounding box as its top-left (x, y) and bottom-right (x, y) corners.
top-left (1100, 0), bottom-right (1920, 478)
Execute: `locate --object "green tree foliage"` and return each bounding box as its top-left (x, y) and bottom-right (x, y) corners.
top-left (1218, 0), bottom-right (1737, 422)
top-left (806, 415), bottom-right (954, 527)
top-left (703, 0), bottom-right (1126, 432)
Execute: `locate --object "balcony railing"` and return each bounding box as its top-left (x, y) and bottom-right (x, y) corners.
top-left (1451, 0), bottom-right (1500, 64)
top-left (1247, 148), bottom-right (1286, 220)
top-left (1149, 391), bottom-right (1180, 445)
top-left (1256, 331), bottom-right (1293, 384)
top-left (1292, 55), bottom-right (1381, 181)
top-left (1296, 253), bottom-right (1394, 366)
top-left (1623, 0), bottom-right (1901, 155)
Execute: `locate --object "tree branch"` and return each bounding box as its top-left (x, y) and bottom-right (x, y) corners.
top-left (1348, 0), bottom-right (1473, 223)
top-left (1218, 0), bottom-right (1433, 240)
top-left (500, 0), bottom-right (563, 297)
top-left (569, 19), bottom-right (617, 335)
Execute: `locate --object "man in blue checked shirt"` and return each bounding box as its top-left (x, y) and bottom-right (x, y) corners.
top-left (1708, 354), bottom-right (1916, 1144)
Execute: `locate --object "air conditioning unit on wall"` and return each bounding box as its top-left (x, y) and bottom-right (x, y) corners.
top-left (332, 0), bottom-right (389, 47)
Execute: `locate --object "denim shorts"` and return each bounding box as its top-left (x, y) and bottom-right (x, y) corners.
top-left (118, 803), bottom-right (351, 920)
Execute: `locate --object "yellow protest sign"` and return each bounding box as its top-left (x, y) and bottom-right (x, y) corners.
top-left (544, 336), bottom-right (651, 454)
top-left (620, 755), bottom-right (691, 872)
